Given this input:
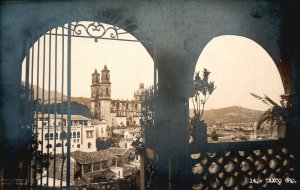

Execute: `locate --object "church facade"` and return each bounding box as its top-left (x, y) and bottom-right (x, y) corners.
top-left (90, 65), bottom-right (145, 128)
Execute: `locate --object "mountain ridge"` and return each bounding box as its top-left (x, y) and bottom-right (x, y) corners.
top-left (190, 106), bottom-right (264, 125)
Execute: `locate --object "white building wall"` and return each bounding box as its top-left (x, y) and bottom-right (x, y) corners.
top-left (133, 116), bottom-right (140, 126)
top-left (37, 115), bottom-right (96, 153)
top-left (80, 125), bottom-right (97, 152)
top-left (95, 122), bottom-right (108, 139)
top-left (114, 116), bottom-right (127, 127)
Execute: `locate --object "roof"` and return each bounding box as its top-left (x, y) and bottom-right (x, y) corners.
top-left (69, 115), bottom-right (91, 121)
top-left (92, 69), bottom-right (99, 75)
top-left (102, 65), bottom-right (109, 71)
top-left (91, 119), bottom-right (107, 125)
top-left (38, 113), bottom-right (91, 121)
top-left (85, 170), bottom-right (115, 181)
top-left (126, 127), bottom-right (140, 134)
top-left (108, 147), bottom-right (129, 156)
top-left (71, 150), bottom-right (115, 164)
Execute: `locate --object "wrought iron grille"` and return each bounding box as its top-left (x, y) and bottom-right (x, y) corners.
top-left (18, 20), bottom-right (146, 189)
top-left (140, 85), bottom-right (158, 190)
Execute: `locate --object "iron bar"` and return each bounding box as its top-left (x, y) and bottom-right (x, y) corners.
top-left (66, 22), bottom-right (72, 190)
top-left (29, 36), bottom-right (35, 186)
top-left (60, 24), bottom-right (65, 189)
top-left (46, 29), bottom-right (52, 188)
top-left (53, 27), bottom-right (58, 188)
top-left (40, 34), bottom-right (46, 186)
top-left (34, 37), bottom-right (40, 187)
top-left (30, 37), bottom-right (35, 133)
top-left (25, 39), bottom-right (30, 103)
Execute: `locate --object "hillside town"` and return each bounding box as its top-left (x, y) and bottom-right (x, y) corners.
top-left (36, 65), bottom-right (144, 188)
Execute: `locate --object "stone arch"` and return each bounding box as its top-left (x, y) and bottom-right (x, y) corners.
top-left (21, 14), bottom-right (154, 67)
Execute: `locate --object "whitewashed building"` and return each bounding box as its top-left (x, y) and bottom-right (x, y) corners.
top-left (92, 119), bottom-right (110, 139)
top-left (37, 113), bottom-right (97, 153)
top-left (119, 127), bottom-right (140, 149)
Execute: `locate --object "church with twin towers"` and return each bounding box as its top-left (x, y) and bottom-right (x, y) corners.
top-left (90, 65), bottom-right (146, 128)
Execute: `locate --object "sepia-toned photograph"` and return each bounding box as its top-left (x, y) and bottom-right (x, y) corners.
top-left (1, 0), bottom-right (299, 190)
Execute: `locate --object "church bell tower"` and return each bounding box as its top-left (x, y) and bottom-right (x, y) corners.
top-left (91, 69), bottom-right (100, 118)
top-left (100, 65), bottom-right (112, 126)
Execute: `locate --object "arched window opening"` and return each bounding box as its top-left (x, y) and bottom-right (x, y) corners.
top-left (45, 133), bottom-right (49, 140)
top-left (190, 35), bottom-right (285, 144)
top-left (50, 133), bottom-right (54, 140)
top-left (56, 143), bottom-right (62, 147)
top-left (60, 131), bottom-right (67, 139)
top-left (20, 20), bottom-right (156, 189)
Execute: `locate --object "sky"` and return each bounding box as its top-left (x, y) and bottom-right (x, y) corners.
top-left (22, 22), bottom-right (284, 111)
top-left (22, 23), bottom-right (154, 100)
top-left (193, 35), bottom-right (284, 111)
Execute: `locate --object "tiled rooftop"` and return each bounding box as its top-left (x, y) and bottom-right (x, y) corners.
top-left (38, 113), bottom-right (91, 121)
top-left (107, 147), bottom-right (129, 156)
top-left (71, 150), bottom-right (115, 164)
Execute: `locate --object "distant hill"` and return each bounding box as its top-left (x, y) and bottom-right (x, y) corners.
top-left (40, 101), bottom-right (91, 118)
top-left (190, 106), bottom-right (264, 125)
top-left (22, 82), bottom-right (91, 109)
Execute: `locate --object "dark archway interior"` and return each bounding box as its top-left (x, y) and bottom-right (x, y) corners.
top-left (1, 1), bottom-right (300, 189)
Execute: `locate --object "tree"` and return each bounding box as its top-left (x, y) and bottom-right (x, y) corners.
top-left (190, 68), bottom-right (216, 144)
top-left (250, 93), bottom-right (292, 139)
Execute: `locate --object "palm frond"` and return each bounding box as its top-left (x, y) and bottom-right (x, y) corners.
top-left (264, 95), bottom-right (279, 107)
top-left (250, 93), bottom-right (270, 106)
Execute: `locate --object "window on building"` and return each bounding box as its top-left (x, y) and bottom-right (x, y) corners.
top-left (55, 132), bottom-right (58, 139)
top-left (50, 133), bottom-right (54, 140)
top-left (60, 131), bottom-right (67, 139)
top-left (73, 139), bottom-right (76, 143)
top-left (88, 142), bottom-right (91, 149)
top-left (84, 120), bottom-right (87, 126)
top-left (77, 132), bottom-right (80, 138)
top-left (101, 161), bottom-right (108, 170)
top-left (77, 144), bottom-right (80, 148)
top-left (83, 164), bottom-right (92, 173)
top-left (93, 162), bottom-right (101, 171)
top-left (77, 139), bottom-right (79, 142)
top-left (112, 158), bottom-right (117, 166)
top-left (101, 127), bottom-right (104, 133)
top-left (45, 133), bottom-right (49, 140)
top-left (86, 131), bottom-right (94, 138)
top-left (56, 143), bottom-right (62, 147)
top-left (73, 132), bottom-right (76, 138)
top-left (125, 143), bottom-right (127, 148)
top-left (46, 144), bottom-right (52, 149)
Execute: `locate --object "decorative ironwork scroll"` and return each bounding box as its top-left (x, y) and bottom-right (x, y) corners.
top-left (72, 21), bottom-right (122, 39)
